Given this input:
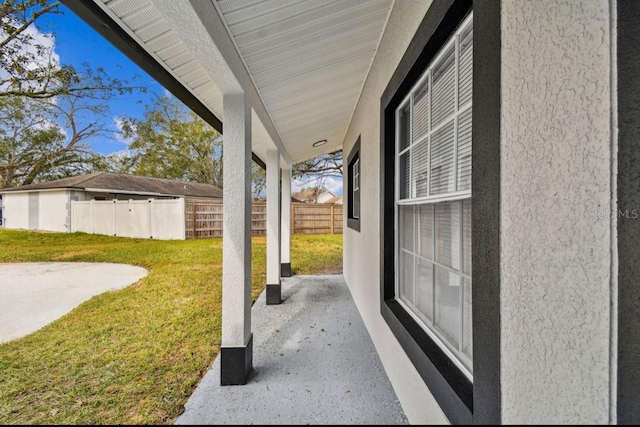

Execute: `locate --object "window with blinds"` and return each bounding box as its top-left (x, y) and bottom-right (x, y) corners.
top-left (395, 13), bottom-right (473, 376)
top-left (347, 136), bottom-right (361, 231)
top-left (353, 158), bottom-right (360, 219)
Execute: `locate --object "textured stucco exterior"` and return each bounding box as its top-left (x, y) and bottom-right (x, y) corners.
top-left (500, 1), bottom-right (615, 424)
top-left (2, 192), bottom-right (29, 230)
top-left (37, 190), bottom-right (69, 232)
top-left (2, 190), bottom-right (68, 232)
top-left (221, 92), bottom-right (253, 349)
top-left (341, 0), bottom-right (449, 424)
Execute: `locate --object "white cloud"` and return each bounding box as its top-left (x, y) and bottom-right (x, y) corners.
top-left (292, 175), bottom-right (343, 196)
top-left (0, 22), bottom-right (60, 91)
top-left (21, 24), bottom-right (60, 70)
top-left (323, 177), bottom-right (343, 196)
top-left (27, 112), bottom-right (66, 139)
top-left (112, 116), bottom-right (135, 145)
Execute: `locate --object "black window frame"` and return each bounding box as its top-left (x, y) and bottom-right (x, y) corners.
top-left (347, 136), bottom-right (361, 232)
top-left (379, 0), bottom-right (501, 424)
top-left (617, 1), bottom-right (640, 424)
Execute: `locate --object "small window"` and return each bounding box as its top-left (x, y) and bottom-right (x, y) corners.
top-left (353, 158), bottom-right (360, 219)
top-left (347, 136), bottom-right (361, 231)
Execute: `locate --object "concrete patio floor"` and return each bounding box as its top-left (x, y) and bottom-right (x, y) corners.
top-left (175, 274), bottom-right (408, 425)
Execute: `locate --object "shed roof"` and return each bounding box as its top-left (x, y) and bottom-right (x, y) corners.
top-left (1, 172), bottom-right (222, 198)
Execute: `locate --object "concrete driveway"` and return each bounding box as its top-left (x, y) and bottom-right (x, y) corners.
top-left (0, 262), bottom-right (148, 344)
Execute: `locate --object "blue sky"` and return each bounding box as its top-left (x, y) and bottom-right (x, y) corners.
top-left (40, 4), bottom-right (161, 155)
top-left (38, 4), bottom-right (343, 196)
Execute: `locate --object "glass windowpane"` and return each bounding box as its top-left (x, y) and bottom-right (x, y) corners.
top-left (399, 104), bottom-right (411, 151)
top-left (430, 120), bottom-right (455, 195)
top-left (431, 47), bottom-right (455, 127)
top-left (399, 250), bottom-right (414, 306)
top-left (415, 258), bottom-right (434, 323)
top-left (435, 266), bottom-right (461, 347)
top-left (435, 201), bottom-right (461, 269)
top-left (399, 152), bottom-right (410, 200)
top-left (399, 205), bottom-right (414, 252)
top-left (412, 138), bottom-right (429, 197)
top-left (413, 79), bottom-right (430, 141)
top-left (418, 204), bottom-right (434, 259)
top-left (463, 199), bottom-right (471, 274)
top-left (463, 277), bottom-right (472, 359)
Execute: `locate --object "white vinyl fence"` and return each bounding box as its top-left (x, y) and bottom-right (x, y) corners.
top-left (71, 199), bottom-right (186, 240)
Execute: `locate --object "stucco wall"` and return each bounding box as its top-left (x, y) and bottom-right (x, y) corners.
top-left (341, 0), bottom-right (449, 424)
top-left (38, 190), bottom-right (70, 232)
top-left (500, 1), bottom-right (615, 423)
top-left (2, 192), bottom-right (29, 230)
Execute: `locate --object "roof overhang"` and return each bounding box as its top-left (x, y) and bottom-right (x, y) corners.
top-left (62, 0), bottom-right (394, 167)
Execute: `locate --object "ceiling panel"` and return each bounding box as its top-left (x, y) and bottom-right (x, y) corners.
top-left (215, 0), bottom-right (393, 162)
top-left (102, 0), bottom-right (225, 122)
top-left (99, 0), bottom-right (392, 164)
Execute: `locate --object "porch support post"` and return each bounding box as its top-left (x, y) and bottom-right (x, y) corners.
top-left (280, 163), bottom-right (292, 277)
top-left (220, 92), bottom-right (253, 385)
top-left (266, 148), bottom-right (282, 304)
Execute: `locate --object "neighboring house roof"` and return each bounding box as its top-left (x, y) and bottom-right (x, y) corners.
top-left (324, 195), bottom-right (343, 204)
top-left (291, 190), bottom-right (317, 202)
top-left (291, 190), bottom-right (338, 203)
top-left (1, 172), bottom-right (223, 198)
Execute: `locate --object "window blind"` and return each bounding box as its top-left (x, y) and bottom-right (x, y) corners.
top-left (395, 13), bottom-right (473, 376)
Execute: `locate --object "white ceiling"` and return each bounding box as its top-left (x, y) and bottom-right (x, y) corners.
top-left (97, 0), bottom-right (393, 164)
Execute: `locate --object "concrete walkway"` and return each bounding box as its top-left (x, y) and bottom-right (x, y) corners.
top-left (0, 262), bottom-right (148, 343)
top-left (175, 274), bottom-right (407, 425)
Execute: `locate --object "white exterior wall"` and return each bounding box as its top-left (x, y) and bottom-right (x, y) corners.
top-left (341, 1), bottom-right (449, 424)
top-left (500, 1), bottom-right (615, 423)
top-left (343, 0), bottom-right (616, 424)
top-left (38, 190), bottom-right (70, 233)
top-left (2, 192), bottom-right (29, 230)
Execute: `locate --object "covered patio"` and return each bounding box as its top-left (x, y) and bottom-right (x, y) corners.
top-left (63, 0), bottom-right (394, 389)
top-left (175, 274), bottom-right (407, 425)
top-left (60, 0), bottom-right (640, 425)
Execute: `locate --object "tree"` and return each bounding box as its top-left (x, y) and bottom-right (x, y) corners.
top-left (116, 94), bottom-right (224, 187)
top-left (296, 184), bottom-right (329, 202)
top-left (0, 93), bottom-right (106, 187)
top-left (112, 94), bottom-right (275, 197)
top-left (1, 1), bottom-right (142, 100)
top-left (251, 161), bottom-right (266, 200)
top-left (292, 149), bottom-right (342, 180)
top-left (0, 0), bottom-right (147, 187)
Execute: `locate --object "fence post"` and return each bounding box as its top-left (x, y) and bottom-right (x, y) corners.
top-left (113, 200), bottom-right (117, 236)
top-left (330, 204), bottom-right (334, 234)
top-left (148, 199), bottom-right (153, 239)
top-left (192, 202), bottom-right (197, 239)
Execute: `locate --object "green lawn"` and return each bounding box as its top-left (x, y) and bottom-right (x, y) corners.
top-left (0, 229), bottom-right (342, 424)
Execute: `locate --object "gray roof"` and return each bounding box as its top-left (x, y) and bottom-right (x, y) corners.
top-left (1, 172), bottom-right (222, 198)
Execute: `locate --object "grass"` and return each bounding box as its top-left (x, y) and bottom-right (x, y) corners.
top-left (0, 229), bottom-right (342, 424)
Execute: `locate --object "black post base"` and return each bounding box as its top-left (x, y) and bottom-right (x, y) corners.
top-left (220, 334), bottom-right (253, 385)
top-left (281, 262), bottom-right (292, 277)
top-left (266, 284), bottom-right (282, 305)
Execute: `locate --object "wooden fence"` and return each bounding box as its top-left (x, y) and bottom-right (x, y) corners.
top-left (185, 199), bottom-right (343, 239)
